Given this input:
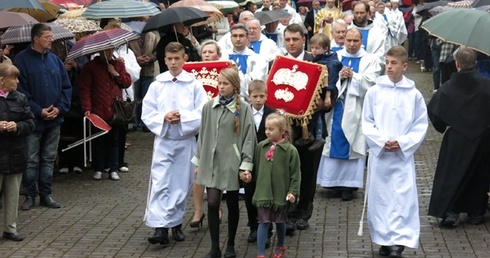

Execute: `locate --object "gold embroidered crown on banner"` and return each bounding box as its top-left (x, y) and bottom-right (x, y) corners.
top-left (191, 67), bottom-right (219, 88)
top-left (271, 64), bottom-right (309, 91)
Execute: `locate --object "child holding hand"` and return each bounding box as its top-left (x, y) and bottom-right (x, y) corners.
top-left (192, 67), bottom-right (256, 258)
top-left (252, 111), bottom-right (301, 258)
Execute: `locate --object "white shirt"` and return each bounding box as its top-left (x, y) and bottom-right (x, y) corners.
top-left (253, 106), bottom-right (264, 130)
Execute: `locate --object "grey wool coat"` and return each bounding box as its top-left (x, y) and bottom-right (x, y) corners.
top-left (192, 96), bottom-right (256, 191)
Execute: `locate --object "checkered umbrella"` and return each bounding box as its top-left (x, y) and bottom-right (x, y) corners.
top-left (81, 0), bottom-right (161, 19)
top-left (0, 22), bottom-right (74, 45)
top-left (66, 28), bottom-right (139, 60)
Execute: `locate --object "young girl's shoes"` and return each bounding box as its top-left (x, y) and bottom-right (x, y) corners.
top-left (272, 246), bottom-right (286, 258)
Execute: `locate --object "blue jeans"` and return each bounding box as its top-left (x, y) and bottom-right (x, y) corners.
top-left (23, 125), bottom-right (61, 197)
top-left (431, 49), bottom-right (441, 90)
top-left (134, 76), bottom-right (154, 127)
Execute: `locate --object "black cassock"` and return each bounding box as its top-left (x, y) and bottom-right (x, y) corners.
top-left (427, 70), bottom-right (490, 218)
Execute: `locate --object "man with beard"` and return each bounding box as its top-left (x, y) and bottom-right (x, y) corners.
top-left (350, 2), bottom-right (387, 63)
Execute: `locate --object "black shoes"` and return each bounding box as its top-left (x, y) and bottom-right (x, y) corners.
top-left (21, 196), bottom-right (35, 210)
top-left (295, 218), bottom-right (309, 230)
top-left (148, 227), bottom-right (169, 245)
top-left (3, 232), bottom-right (24, 241)
top-left (205, 249), bottom-right (222, 258)
top-left (223, 245), bottom-right (236, 258)
top-left (379, 245), bottom-right (392, 256)
top-left (440, 212), bottom-right (460, 227)
top-left (285, 220), bottom-right (296, 236)
top-left (468, 214), bottom-right (484, 225)
top-left (40, 195), bottom-right (61, 209)
top-left (389, 245), bottom-right (405, 258)
top-left (247, 229), bottom-right (257, 243)
top-left (171, 225), bottom-right (185, 241)
top-left (189, 213), bottom-right (205, 228)
top-left (341, 190), bottom-right (355, 201)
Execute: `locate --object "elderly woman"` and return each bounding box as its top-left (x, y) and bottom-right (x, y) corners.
top-left (0, 63), bottom-right (35, 241)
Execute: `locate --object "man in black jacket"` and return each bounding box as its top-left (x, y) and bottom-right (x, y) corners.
top-left (428, 48), bottom-right (490, 226)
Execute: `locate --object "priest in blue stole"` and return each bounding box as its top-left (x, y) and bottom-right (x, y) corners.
top-left (317, 28), bottom-right (382, 200)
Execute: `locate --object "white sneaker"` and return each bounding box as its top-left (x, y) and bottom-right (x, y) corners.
top-left (110, 172), bottom-right (120, 181)
top-left (73, 167), bottom-right (83, 173)
top-left (93, 171), bottom-right (103, 180)
top-left (119, 166), bottom-right (129, 172)
top-left (59, 167), bottom-right (69, 174)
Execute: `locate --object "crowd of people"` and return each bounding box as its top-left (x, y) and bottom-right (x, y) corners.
top-left (0, 1), bottom-right (489, 258)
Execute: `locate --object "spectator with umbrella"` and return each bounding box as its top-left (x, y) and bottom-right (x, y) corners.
top-left (73, 28), bottom-right (134, 181)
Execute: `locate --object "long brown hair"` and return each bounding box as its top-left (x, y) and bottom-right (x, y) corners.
top-left (219, 67), bottom-right (241, 134)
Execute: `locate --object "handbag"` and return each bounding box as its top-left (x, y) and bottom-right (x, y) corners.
top-left (112, 88), bottom-right (137, 125)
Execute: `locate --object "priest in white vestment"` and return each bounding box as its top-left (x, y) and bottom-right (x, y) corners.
top-left (349, 2), bottom-right (388, 64)
top-left (317, 28), bottom-right (381, 200)
top-left (362, 46), bottom-right (428, 256)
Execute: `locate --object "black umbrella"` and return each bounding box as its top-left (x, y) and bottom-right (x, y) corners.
top-left (142, 7), bottom-right (210, 32)
top-left (254, 9), bottom-right (290, 25)
top-left (416, 1), bottom-right (450, 14)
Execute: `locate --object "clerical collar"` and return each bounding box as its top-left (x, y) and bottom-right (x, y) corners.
top-left (233, 49), bottom-right (247, 54)
top-left (219, 94), bottom-right (235, 106)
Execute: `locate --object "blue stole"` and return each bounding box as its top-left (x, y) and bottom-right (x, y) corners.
top-left (249, 41), bottom-right (262, 54)
top-left (329, 55), bottom-right (361, 159)
top-left (228, 54), bottom-right (249, 74)
top-left (265, 33), bottom-right (278, 43)
top-left (382, 14), bottom-right (388, 23)
top-left (331, 46), bottom-right (343, 52)
top-left (360, 30), bottom-right (369, 51)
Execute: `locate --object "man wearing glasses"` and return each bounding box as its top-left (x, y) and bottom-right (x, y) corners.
top-left (14, 23), bottom-right (72, 211)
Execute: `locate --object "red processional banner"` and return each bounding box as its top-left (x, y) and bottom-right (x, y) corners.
top-left (183, 60), bottom-right (235, 99)
top-left (266, 55), bottom-right (327, 134)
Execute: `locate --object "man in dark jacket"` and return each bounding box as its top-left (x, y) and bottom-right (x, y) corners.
top-left (14, 23), bottom-right (72, 210)
top-left (427, 48), bottom-right (490, 226)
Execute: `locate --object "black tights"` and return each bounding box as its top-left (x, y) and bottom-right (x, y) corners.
top-left (207, 188), bottom-right (239, 252)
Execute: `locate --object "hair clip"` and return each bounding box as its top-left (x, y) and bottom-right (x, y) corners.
top-left (235, 111), bottom-right (240, 116)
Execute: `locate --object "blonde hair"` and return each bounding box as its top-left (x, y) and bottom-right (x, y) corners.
top-left (265, 110), bottom-right (292, 142)
top-left (200, 40), bottom-right (222, 56)
top-left (248, 80), bottom-right (267, 95)
top-left (219, 68), bottom-right (242, 134)
top-left (0, 63), bottom-right (20, 79)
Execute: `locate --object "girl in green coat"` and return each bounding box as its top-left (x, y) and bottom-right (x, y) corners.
top-left (192, 68), bottom-right (256, 258)
top-left (252, 112), bottom-right (301, 258)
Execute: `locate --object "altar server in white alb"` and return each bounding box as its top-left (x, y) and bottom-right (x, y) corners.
top-left (142, 42), bottom-right (208, 246)
top-left (362, 46), bottom-right (428, 258)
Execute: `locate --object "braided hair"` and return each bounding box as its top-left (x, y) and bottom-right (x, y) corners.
top-left (219, 68), bottom-right (241, 134)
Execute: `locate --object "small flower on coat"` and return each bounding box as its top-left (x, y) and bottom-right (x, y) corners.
top-left (265, 145), bottom-right (275, 161)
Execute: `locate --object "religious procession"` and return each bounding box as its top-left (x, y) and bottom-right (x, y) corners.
top-left (0, 0), bottom-right (489, 257)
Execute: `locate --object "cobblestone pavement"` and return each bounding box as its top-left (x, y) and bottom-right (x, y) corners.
top-left (1, 60), bottom-right (490, 258)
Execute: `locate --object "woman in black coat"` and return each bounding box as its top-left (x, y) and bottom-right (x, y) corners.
top-left (0, 63), bottom-right (35, 241)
